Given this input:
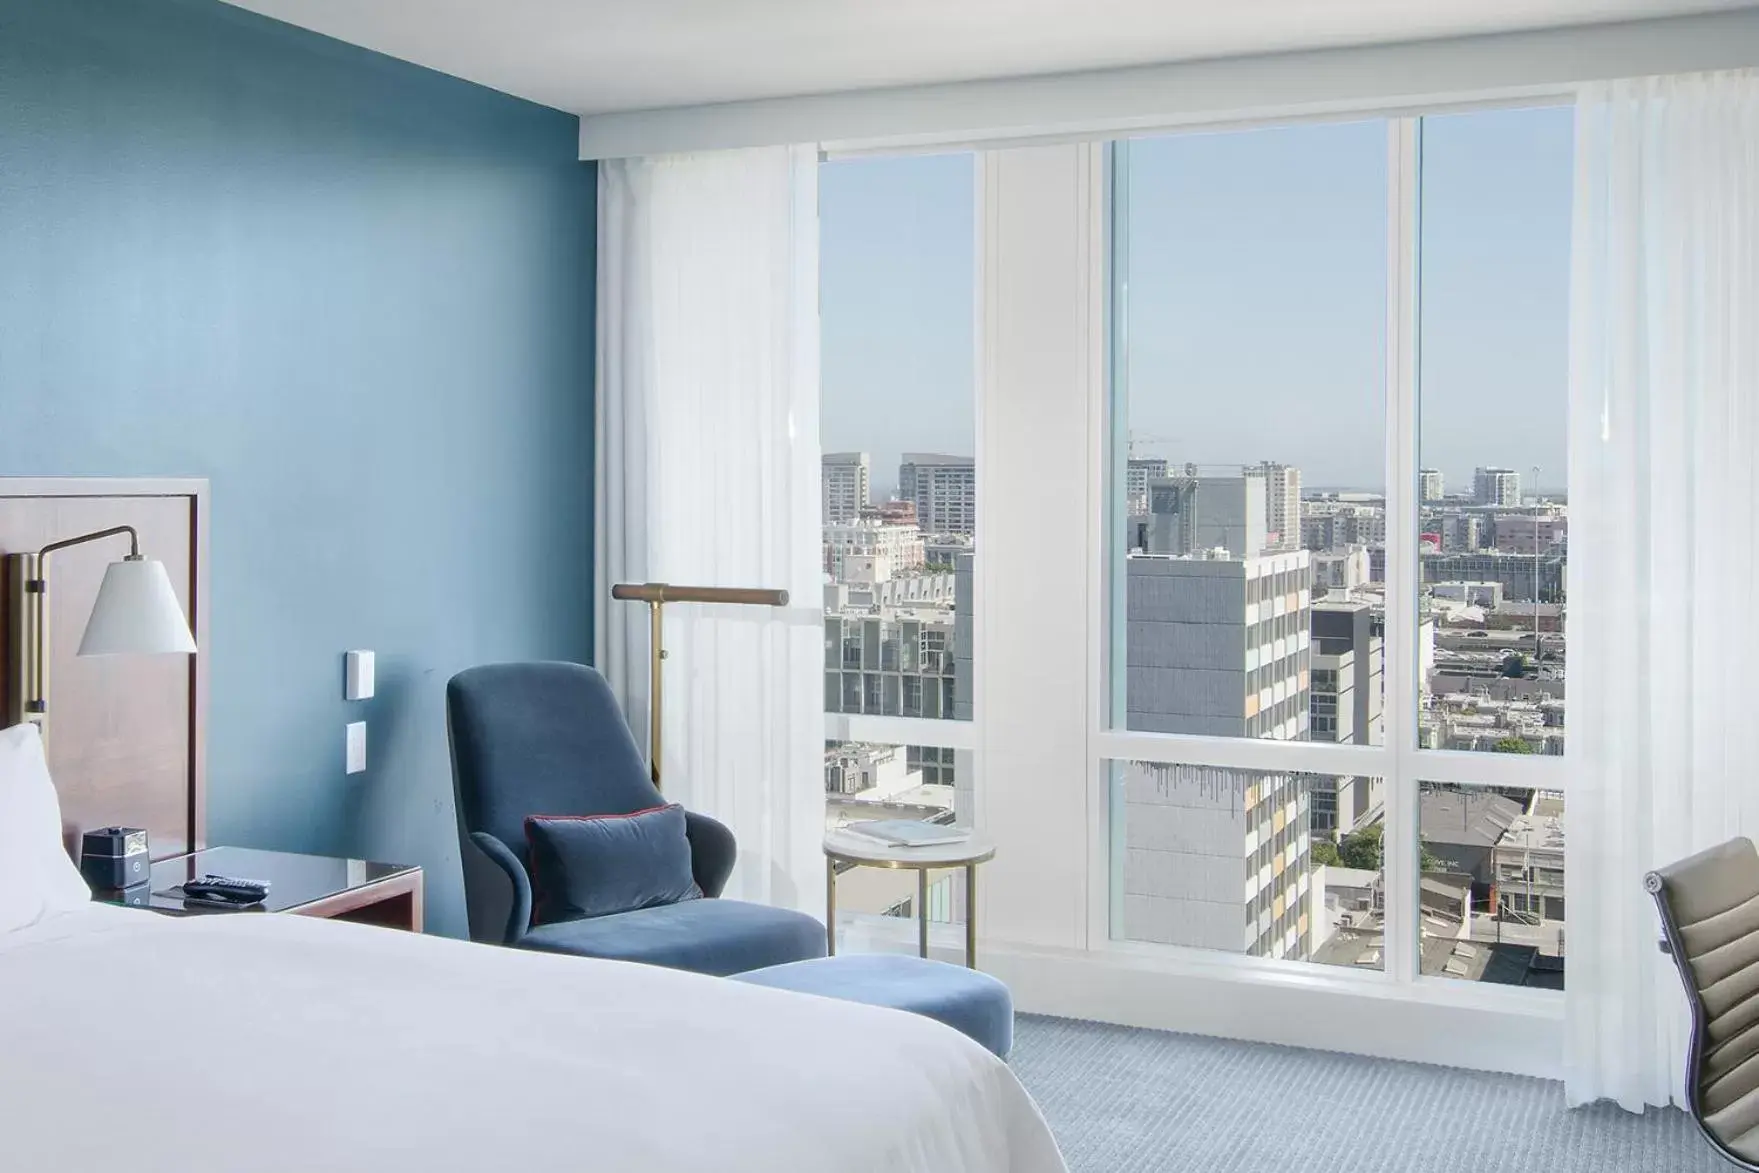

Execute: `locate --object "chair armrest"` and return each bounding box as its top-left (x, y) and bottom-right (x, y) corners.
top-left (468, 831), bottom-right (533, 945)
top-left (685, 810), bottom-right (737, 898)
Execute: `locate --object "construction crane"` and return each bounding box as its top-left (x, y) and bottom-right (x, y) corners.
top-left (1126, 431), bottom-right (1176, 461)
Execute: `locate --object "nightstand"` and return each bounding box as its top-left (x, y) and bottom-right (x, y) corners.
top-left (100, 846), bottom-right (423, 932)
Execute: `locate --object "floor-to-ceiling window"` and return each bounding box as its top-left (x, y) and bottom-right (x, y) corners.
top-left (1102, 106), bottom-right (1571, 993)
top-left (807, 104), bottom-right (1572, 1058)
top-left (819, 152), bottom-right (977, 932)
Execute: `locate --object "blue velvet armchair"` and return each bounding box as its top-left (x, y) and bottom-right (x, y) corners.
top-left (447, 661), bottom-right (824, 976)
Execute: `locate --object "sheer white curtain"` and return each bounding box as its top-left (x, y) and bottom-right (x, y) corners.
top-left (595, 146), bottom-right (824, 914)
top-left (1566, 70), bottom-right (1759, 1110)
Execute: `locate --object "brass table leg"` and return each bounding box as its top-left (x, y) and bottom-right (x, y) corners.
top-left (826, 857), bottom-right (837, 957)
top-left (918, 869), bottom-right (930, 959)
top-left (966, 863), bottom-right (978, 968)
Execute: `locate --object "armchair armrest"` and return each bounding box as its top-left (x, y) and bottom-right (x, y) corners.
top-left (468, 831), bottom-right (533, 945)
top-left (685, 810), bottom-right (737, 898)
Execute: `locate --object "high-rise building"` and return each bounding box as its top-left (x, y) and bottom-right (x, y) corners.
top-left (1248, 461), bottom-right (1302, 551)
top-left (1117, 549), bottom-right (1316, 961)
top-left (1308, 602), bottom-right (1386, 837)
top-left (1144, 474), bottom-right (1267, 560)
top-left (1126, 458), bottom-right (1169, 518)
top-left (1419, 469), bottom-right (1445, 502)
top-left (898, 454), bottom-right (976, 536)
top-left (1118, 761), bottom-right (1315, 960)
top-left (1124, 551), bottom-right (1312, 740)
top-left (1473, 467), bottom-right (1521, 507)
top-left (822, 452), bottom-right (870, 524)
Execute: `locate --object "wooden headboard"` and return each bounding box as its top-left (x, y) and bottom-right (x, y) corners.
top-left (0, 478), bottom-right (208, 859)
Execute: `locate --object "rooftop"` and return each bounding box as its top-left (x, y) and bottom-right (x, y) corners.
top-left (1419, 790), bottom-right (1522, 849)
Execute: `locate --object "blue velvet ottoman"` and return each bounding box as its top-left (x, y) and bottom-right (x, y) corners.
top-left (731, 954), bottom-right (1013, 1058)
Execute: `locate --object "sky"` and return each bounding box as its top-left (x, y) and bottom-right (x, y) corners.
top-left (819, 105), bottom-right (1573, 498)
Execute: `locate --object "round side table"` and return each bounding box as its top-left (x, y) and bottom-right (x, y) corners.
top-left (823, 830), bottom-right (996, 968)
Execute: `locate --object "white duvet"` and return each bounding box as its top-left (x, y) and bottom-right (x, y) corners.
top-left (0, 905), bottom-right (1065, 1173)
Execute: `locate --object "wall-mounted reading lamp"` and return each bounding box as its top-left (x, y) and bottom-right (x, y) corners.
top-left (610, 582), bottom-right (789, 790)
top-left (5, 526), bottom-right (197, 745)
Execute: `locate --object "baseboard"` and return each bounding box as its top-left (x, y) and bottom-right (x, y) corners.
top-left (984, 939), bottom-right (1564, 1080)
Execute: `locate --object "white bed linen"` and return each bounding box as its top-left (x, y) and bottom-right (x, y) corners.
top-left (0, 723), bottom-right (97, 932)
top-left (1, 906), bottom-right (1065, 1173)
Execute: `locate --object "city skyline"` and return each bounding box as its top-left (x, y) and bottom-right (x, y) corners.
top-left (820, 106), bottom-right (1572, 497)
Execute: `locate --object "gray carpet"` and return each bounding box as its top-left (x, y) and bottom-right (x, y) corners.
top-left (1009, 1015), bottom-right (1726, 1173)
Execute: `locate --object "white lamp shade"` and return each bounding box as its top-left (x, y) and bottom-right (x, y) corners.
top-left (77, 559), bottom-right (197, 657)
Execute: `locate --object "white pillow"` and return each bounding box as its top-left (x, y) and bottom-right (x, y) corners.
top-left (0, 723), bottom-right (93, 932)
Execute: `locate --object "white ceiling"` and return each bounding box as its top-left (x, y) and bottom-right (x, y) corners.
top-left (222, 0), bottom-right (1752, 115)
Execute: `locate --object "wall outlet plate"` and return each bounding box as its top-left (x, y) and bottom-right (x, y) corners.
top-left (346, 721), bottom-right (366, 774)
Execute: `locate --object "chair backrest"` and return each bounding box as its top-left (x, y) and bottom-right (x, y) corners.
top-left (1648, 837), bottom-right (1759, 1169)
top-left (447, 662), bottom-right (662, 863)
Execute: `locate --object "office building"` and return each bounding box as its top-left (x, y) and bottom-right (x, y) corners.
top-left (1312, 546), bottom-right (1371, 594)
top-left (825, 606), bottom-right (957, 720)
top-left (1118, 759), bottom-right (1314, 960)
top-left (1419, 469), bottom-right (1445, 502)
top-left (1118, 550), bottom-right (1315, 957)
top-left (899, 453), bottom-right (976, 536)
top-left (1303, 503), bottom-right (1385, 552)
top-left (1248, 461), bottom-right (1303, 551)
top-left (822, 452), bottom-right (870, 524)
top-left (1491, 513), bottom-right (1567, 555)
top-left (1126, 457), bottom-right (1170, 517)
top-left (1474, 467), bottom-right (1522, 507)
top-left (1124, 550), bottom-right (1312, 738)
top-left (1422, 552), bottom-right (1565, 602)
top-left (1493, 793), bottom-right (1567, 925)
top-left (1441, 512), bottom-right (1485, 553)
top-left (823, 517), bottom-right (925, 579)
top-left (1308, 601), bottom-right (1385, 836)
top-left (1145, 473), bottom-right (1267, 560)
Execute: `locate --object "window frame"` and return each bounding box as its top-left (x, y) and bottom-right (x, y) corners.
top-left (816, 97), bottom-right (1573, 1071)
top-left (1088, 112), bottom-right (1569, 993)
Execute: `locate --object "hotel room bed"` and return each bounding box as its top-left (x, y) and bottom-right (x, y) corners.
top-left (1, 903), bottom-right (1065, 1172)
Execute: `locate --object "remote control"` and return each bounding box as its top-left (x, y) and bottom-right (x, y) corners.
top-left (182, 874), bottom-right (270, 904)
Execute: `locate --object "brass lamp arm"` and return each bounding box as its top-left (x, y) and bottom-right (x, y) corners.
top-left (611, 581), bottom-right (791, 789)
top-left (30, 525), bottom-right (140, 586)
top-left (19, 525), bottom-right (142, 719)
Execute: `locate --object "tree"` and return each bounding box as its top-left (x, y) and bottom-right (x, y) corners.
top-left (1332, 823), bottom-right (1448, 872)
top-left (1500, 652), bottom-right (1530, 678)
top-left (1337, 824), bottom-right (1384, 870)
top-left (1311, 839), bottom-right (1341, 867)
top-left (1492, 737), bottom-right (1534, 755)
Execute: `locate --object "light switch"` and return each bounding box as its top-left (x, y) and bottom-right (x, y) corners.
top-left (345, 650), bottom-right (375, 700)
top-left (346, 721), bottom-right (367, 774)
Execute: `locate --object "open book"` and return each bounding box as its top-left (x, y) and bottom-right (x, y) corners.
top-left (839, 819), bottom-right (971, 848)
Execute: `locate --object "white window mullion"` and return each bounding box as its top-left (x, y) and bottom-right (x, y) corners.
top-left (1095, 729), bottom-right (1391, 779)
top-left (826, 714), bottom-right (977, 751)
top-left (973, 141), bottom-right (1102, 951)
top-left (1383, 117), bottom-right (1423, 986)
top-left (1415, 747), bottom-right (1565, 791)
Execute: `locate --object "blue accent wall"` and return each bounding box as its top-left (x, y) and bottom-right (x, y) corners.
top-left (0, 0), bottom-right (596, 936)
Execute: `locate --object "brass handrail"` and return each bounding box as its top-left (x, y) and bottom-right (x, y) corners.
top-left (610, 581), bottom-right (790, 789)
